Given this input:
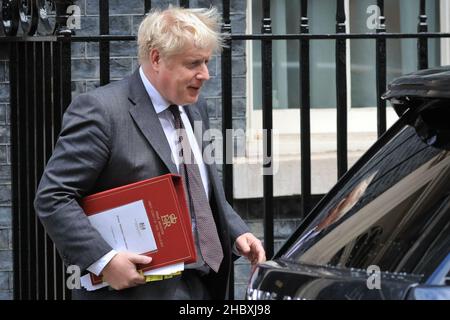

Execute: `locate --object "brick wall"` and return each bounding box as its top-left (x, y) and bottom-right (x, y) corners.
top-left (0, 54), bottom-right (12, 299)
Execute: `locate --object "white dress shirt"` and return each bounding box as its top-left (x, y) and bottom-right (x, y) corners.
top-left (138, 67), bottom-right (211, 197)
top-left (87, 67), bottom-right (211, 275)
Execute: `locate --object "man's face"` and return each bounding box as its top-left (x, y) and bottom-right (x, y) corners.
top-left (154, 44), bottom-right (212, 106)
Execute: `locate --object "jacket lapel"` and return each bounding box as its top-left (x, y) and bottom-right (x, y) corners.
top-left (127, 69), bottom-right (178, 174)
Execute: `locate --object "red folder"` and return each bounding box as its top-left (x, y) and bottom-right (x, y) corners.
top-left (81, 174), bottom-right (196, 285)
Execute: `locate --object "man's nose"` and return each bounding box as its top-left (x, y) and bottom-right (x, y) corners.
top-left (197, 63), bottom-right (210, 81)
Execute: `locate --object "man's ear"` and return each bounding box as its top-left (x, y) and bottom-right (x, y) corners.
top-left (150, 49), bottom-right (161, 70)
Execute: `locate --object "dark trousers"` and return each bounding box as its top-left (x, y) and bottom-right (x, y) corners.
top-left (72, 269), bottom-right (211, 300)
top-left (173, 269), bottom-right (211, 300)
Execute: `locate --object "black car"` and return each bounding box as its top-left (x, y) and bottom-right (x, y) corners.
top-left (247, 66), bottom-right (450, 300)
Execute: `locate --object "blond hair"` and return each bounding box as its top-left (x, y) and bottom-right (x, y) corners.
top-left (137, 6), bottom-right (225, 64)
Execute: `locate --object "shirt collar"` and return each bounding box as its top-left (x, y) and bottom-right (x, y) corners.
top-left (139, 66), bottom-right (179, 114)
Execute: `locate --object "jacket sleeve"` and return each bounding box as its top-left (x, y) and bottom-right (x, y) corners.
top-left (34, 93), bottom-right (113, 272)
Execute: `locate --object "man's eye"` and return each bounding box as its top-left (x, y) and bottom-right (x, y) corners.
top-left (189, 61), bottom-right (206, 67)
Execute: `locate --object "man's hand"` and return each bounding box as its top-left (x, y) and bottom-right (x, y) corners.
top-left (101, 252), bottom-right (152, 290)
top-left (235, 233), bottom-right (266, 271)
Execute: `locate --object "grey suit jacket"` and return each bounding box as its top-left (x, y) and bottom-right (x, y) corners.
top-left (34, 68), bottom-right (249, 299)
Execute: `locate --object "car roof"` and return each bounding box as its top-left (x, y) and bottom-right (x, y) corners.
top-left (383, 66), bottom-right (450, 101)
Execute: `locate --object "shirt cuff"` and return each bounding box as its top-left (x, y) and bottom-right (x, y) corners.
top-left (86, 250), bottom-right (118, 276)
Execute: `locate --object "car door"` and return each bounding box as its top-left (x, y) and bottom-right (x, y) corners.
top-left (270, 109), bottom-right (450, 299)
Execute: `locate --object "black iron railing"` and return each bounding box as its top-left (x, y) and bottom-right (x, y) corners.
top-left (1, 0), bottom-right (450, 299)
top-left (8, 38), bottom-right (71, 300)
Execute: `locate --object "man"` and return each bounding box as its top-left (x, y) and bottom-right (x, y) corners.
top-left (34, 6), bottom-right (265, 300)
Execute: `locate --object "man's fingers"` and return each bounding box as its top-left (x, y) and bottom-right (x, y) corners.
top-left (101, 252), bottom-right (152, 290)
top-left (110, 272), bottom-right (145, 290)
top-left (249, 240), bottom-right (266, 264)
top-left (236, 233), bottom-right (267, 266)
top-left (132, 272), bottom-right (146, 285)
top-left (128, 253), bottom-right (152, 265)
top-left (128, 254), bottom-right (150, 285)
top-left (237, 239), bottom-right (251, 255)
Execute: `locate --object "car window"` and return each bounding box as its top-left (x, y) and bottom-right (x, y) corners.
top-left (426, 253), bottom-right (450, 285)
top-left (283, 123), bottom-right (450, 281)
